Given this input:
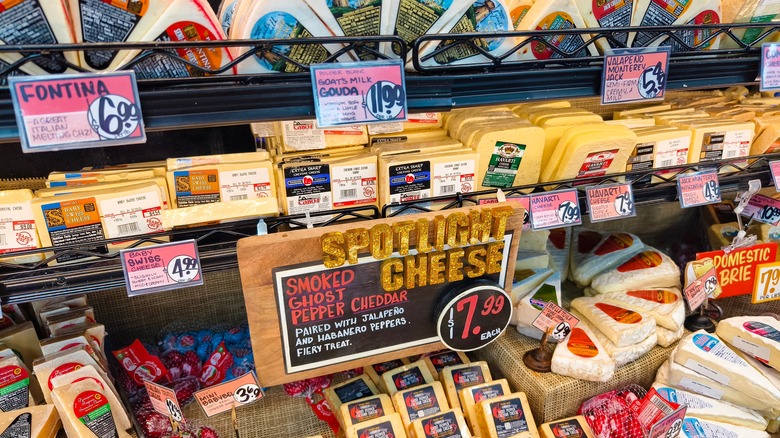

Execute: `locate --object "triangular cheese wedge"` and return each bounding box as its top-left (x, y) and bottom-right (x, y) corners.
top-left (50, 365), bottom-right (130, 431)
top-left (551, 325), bottom-right (615, 382)
top-left (589, 248), bottom-right (681, 294)
top-left (516, 0), bottom-right (598, 60)
top-left (574, 0), bottom-right (633, 52)
top-left (569, 229), bottom-right (603, 278)
top-left (681, 417), bottom-right (770, 438)
top-left (381, 0), bottom-right (473, 60)
top-left (32, 346), bottom-right (107, 404)
top-left (598, 288), bottom-right (684, 331)
top-left (513, 272), bottom-right (561, 337)
top-left (0, 405), bottom-right (60, 438)
top-left (656, 325), bottom-right (684, 348)
top-left (0, 356), bottom-right (34, 411)
top-left (546, 227), bottom-right (570, 279)
top-left (652, 383), bottom-right (768, 431)
top-left (510, 268), bottom-right (553, 307)
top-left (716, 316), bottom-right (780, 372)
top-left (570, 233), bottom-right (645, 286)
top-left (570, 297), bottom-right (656, 348)
top-left (571, 309), bottom-right (656, 367)
top-left (52, 380), bottom-right (132, 438)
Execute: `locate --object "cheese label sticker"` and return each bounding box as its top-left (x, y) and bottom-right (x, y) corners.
top-left (566, 328), bottom-right (599, 358)
top-left (594, 233), bottom-right (634, 256)
top-left (731, 336), bottom-right (771, 364)
top-left (372, 360), bottom-right (405, 375)
top-left (602, 47), bottom-right (670, 105)
top-left (133, 21), bottom-right (224, 80)
top-left (577, 149), bottom-right (619, 179)
top-left (392, 366), bottom-right (426, 391)
top-left (391, 0), bottom-right (451, 55)
top-left (120, 240), bottom-right (203, 296)
top-left (489, 398), bottom-right (530, 437)
top-left (431, 0), bottom-right (511, 65)
top-left (433, 159), bottom-right (476, 196)
top-left (251, 13), bottom-right (329, 73)
top-left (680, 417), bottom-right (731, 438)
top-left (529, 189), bottom-right (581, 230)
top-left (672, 9), bottom-right (720, 52)
top-left (174, 170), bottom-right (221, 206)
top-left (403, 386), bottom-right (442, 421)
top-left (529, 283), bottom-right (557, 311)
top-left (0, 202), bottom-right (38, 255)
top-left (219, 168), bottom-right (273, 202)
top-left (691, 333), bottom-right (745, 368)
top-left (281, 121), bottom-right (327, 150)
top-left (451, 366), bottom-right (485, 391)
top-left (739, 193), bottom-right (780, 226)
top-left (771, 161), bottom-right (780, 191)
top-left (77, 0), bottom-right (148, 69)
top-left (483, 142), bottom-right (525, 188)
top-left (753, 261), bottom-right (780, 303)
top-left (471, 383), bottom-right (505, 403)
top-left (324, 0), bottom-right (383, 61)
top-left (332, 163), bottom-right (378, 208)
top-left (655, 387), bottom-right (713, 409)
top-left (389, 161), bottom-right (432, 204)
top-left (511, 4), bottom-right (531, 27)
top-left (546, 417), bottom-right (587, 438)
top-left (586, 184), bottom-right (636, 222)
top-left (529, 12), bottom-right (590, 60)
top-left (762, 44), bottom-right (780, 91)
top-left (0, 412), bottom-right (31, 438)
top-left (74, 390), bottom-right (118, 438)
top-left (346, 397), bottom-right (386, 424)
top-left (334, 378), bottom-right (374, 403)
top-left (677, 378), bottom-right (724, 400)
top-left (0, 365), bottom-right (29, 411)
top-left (617, 251), bottom-right (662, 272)
top-left (356, 420), bottom-right (397, 438)
top-left (595, 302), bottom-right (642, 324)
top-left (284, 163), bottom-right (333, 220)
top-left (99, 190), bottom-right (164, 239)
top-left (627, 289), bottom-right (679, 304)
top-left (592, 0), bottom-right (632, 46)
top-left (418, 411), bottom-right (463, 438)
top-left (428, 351), bottom-right (465, 371)
top-left (633, 0), bottom-right (692, 47)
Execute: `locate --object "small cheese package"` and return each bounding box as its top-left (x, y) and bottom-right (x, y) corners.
top-left (421, 350), bottom-right (470, 380)
top-left (166, 160), bottom-right (276, 208)
top-left (51, 379), bottom-right (133, 438)
top-left (588, 248), bottom-right (681, 295)
top-left (538, 415), bottom-right (595, 438)
top-left (716, 316), bottom-right (780, 371)
top-left (323, 375), bottom-right (380, 419)
top-left (551, 325), bottom-right (616, 383)
top-left (339, 393), bottom-right (395, 428)
top-left (459, 378), bottom-right (511, 433)
top-left (410, 409), bottom-right (472, 438)
top-left (40, 333), bottom-right (107, 370)
top-left (439, 361), bottom-right (492, 410)
top-left (0, 404), bottom-right (60, 438)
top-left (392, 381), bottom-right (449, 429)
top-left (0, 189), bottom-right (43, 265)
top-left (32, 346), bottom-right (108, 404)
top-left (365, 358), bottom-right (411, 391)
top-left (49, 365), bottom-right (130, 431)
top-left (345, 412), bottom-right (408, 438)
top-left (0, 356), bottom-right (34, 411)
top-left (475, 392), bottom-right (539, 438)
top-left (381, 360), bottom-right (435, 396)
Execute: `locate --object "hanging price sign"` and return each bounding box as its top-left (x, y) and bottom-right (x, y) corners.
top-left (601, 47), bottom-right (670, 105)
top-left (311, 60), bottom-right (407, 128)
top-left (531, 302), bottom-right (579, 342)
top-left (684, 267), bottom-right (718, 312)
top-left (585, 183), bottom-right (636, 222)
top-left (771, 161), bottom-right (780, 192)
top-left (761, 43), bottom-right (780, 91)
top-left (120, 240), bottom-right (203, 297)
top-left (194, 372), bottom-right (264, 417)
top-left (529, 189), bottom-right (581, 230)
top-left (9, 72), bottom-right (145, 152)
top-left (647, 406), bottom-right (687, 438)
top-left (753, 261), bottom-right (780, 304)
top-left (739, 193), bottom-right (780, 226)
top-left (677, 171), bottom-right (721, 208)
top-left (145, 381), bottom-right (185, 424)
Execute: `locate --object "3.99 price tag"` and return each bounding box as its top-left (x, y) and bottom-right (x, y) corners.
top-left (601, 47), bottom-right (670, 105)
top-left (753, 261), bottom-right (780, 304)
top-left (9, 72), bottom-right (145, 153)
top-left (311, 60), bottom-right (407, 128)
top-left (120, 240), bottom-right (203, 297)
top-left (194, 372), bottom-right (264, 417)
top-left (677, 171), bottom-right (721, 208)
top-left (529, 189), bottom-right (581, 230)
top-left (585, 183), bottom-right (636, 222)
top-left (435, 280), bottom-right (512, 351)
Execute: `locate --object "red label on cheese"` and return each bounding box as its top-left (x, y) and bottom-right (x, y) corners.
top-left (626, 289), bottom-right (679, 304)
top-left (112, 339), bottom-right (168, 385)
top-left (577, 231), bottom-right (603, 253)
top-left (549, 228), bottom-right (567, 250)
top-left (567, 328), bottom-right (599, 358)
top-left (577, 150), bottom-right (619, 179)
top-left (48, 362), bottom-right (83, 390)
top-left (166, 21), bottom-right (223, 73)
top-left (0, 365), bottom-right (29, 411)
top-left (592, 0), bottom-right (628, 20)
top-left (548, 418), bottom-right (588, 437)
top-left (595, 302), bottom-right (643, 324)
top-left (199, 341), bottom-right (233, 387)
top-left (594, 233), bottom-right (634, 256)
top-left (617, 251), bottom-right (662, 272)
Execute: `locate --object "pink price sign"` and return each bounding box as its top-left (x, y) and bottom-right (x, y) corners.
top-left (740, 193), bottom-right (780, 226)
top-left (120, 240), bottom-right (203, 297)
top-left (601, 47), bottom-right (670, 105)
top-left (771, 161), bottom-right (780, 191)
top-left (529, 189), bottom-right (581, 230)
top-left (9, 72), bottom-right (145, 152)
top-left (585, 183), bottom-right (636, 222)
top-left (311, 60), bottom-right (407, 127)
top-left (761, 44), bottom-right (780, 91)
top-left (677, 171), bottom-right (721, 208)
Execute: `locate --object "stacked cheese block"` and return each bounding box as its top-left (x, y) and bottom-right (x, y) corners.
top-left (322, 352), bottom-right (569, 438)
top-left (647, 316), bottom-right (780, 436)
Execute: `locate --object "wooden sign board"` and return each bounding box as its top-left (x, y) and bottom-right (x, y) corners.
top-left (237, 203), bottom-right (523, 386)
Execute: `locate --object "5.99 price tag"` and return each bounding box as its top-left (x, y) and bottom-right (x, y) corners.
top-left (601, 47), bottom-right (670, 105)
top-left (529, 189), bottom-right (581, 230)
top-left (585, 183), bottom-right (636, 222)
top-left (677, 171), bottom-right (721, 208)
top-left (311, 60), bottom-right (407, 128)
top-left (9, 72), bottom-right (145, 152)
top-left (120, 240), bottom-right (203, 297)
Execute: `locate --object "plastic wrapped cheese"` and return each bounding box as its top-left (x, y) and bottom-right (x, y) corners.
top-left (589, 249), bottom-right (681, 295)
top-left (410, 409), bottom-right (472, 438)
top-left (392, 381), bottom-right (449, 429)
top-left (0, 189), bottom-right (43, 265)
top-left (344, 412), bottom-right (408, 438)
top-left (0, 356), bottom-right (34, 412)
top-left (49, 365), bottom-right (130, 431)
top-left (459, 378), bottom-right (511, 433)
top-left (551, 325), bottom-right (615, 382)
top-left (381, 360), bottom-right (435, 396)
top-left (717, 316), bottom-right (780, 371)
top-left (339, 394), bottom-right (395, 428)
top-left (656, 325), bottom-right (684, 348)
top-left (323, 375), bottom-right (380, 417)
top-left (0, 405), bottom-right (60, 438)
top-left (570, 233), bottom-right (645, 287)
top-left (598, 288), bottom-right (685, 332)
top-left (538, 415), bottom-right (595, 438)
top-left (51, 379), bottom-right (133, 438)
top-left (32, 346), bottom-right (109, 404)
top-left (571, 297), bottom-right (656, 348)
top-left (514, 272), bottom-right (562, 339)
top-left (439, 362), bottom-right (492, 410)
top-left (162, 197), bottom-right (279, 230)
top-left (474, 392), bottom-right (538, 438)
top-left (546, 228), bottom-right (570, 280)
top-left (680, 417), bottom-right (770, 438)
top-left (365, 359), bottom-right (411, 392)
top-left (421, 350), bottom-right (469, 381)
top-left (571, 310), bottom-right (657, 367)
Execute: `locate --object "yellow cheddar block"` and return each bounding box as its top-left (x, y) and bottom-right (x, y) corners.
top-left (421, 350), bottom-right (469, 380)
top-left (167, 161), bottom-right (276, 208)
top-left (439, 361), bottom-right (492, 410)
top-left (272, 146), bottom-right (366, 164)
top-left (345, 413), bottom-right (408, 438)
top-left (538, 416), bottom-right (595, 438)
top-left (52, 379), bottom-right (132, 438)
top-left (627, 129), bottom-right (693, 182)
top-left (605, 119), bottom-right (656, 129)
top-left (365, 358), bottom-right (411, 392)
top-left (33, 346), bottom-right (108, 404)
top-left (410, 409), bottom-right (472, 438)
top-left (612, 104), bottom-right (672, 119)
top-left (162, 197), bottom-right (279, 230)
top-left (165, 151), bottom-right (270, 171)
top-left (475, 392), bottom-right (538, 438)
top-left (36, 177), bottom-right (170, 209)
top-left (404, 113), bottom-right (443, 131)
top-left (751, 124), bottom-right (780, 155)
top-left (449, 112), bottom-right (518, 142)
top-left (49, 365), bottom-right (129, 431)
top-left (323, 375), bottom-right (380, 417)
top-left (372, 139), bottom-right (464, 157)
top-left (381, 360), bottom-right (435, 396)
top-left (339, 393), bottom-right (395, 428)
top-left (392, 382), bottom-right (449, 430)
top-left (459, 379), bottom-right (511, 434)
top-left (673, 120), bottom-right (755, 165)
top-left (538, 123), bottom-right (606, 171)
top-left (0, 405), bottom-right (60, 438)
top-left (82, 160), bottom-right (167, 177)
top-left (542, 125), bottom-right (637, 183)
top-left (0, 189), bottom-right (43, 265)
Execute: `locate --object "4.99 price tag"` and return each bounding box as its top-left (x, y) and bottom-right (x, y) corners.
top-left (9, 72), bottom-right (145, 152)
top-left (529, 189), bottom-right (581, 230)
top-left (120, 240), bottom-right (203, 297)
top-left (677, 171), bottom-right (721, 208)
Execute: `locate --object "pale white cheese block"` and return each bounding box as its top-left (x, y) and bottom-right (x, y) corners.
top-left (572, 309), bottom-right (657, 367)
top-left (652, 383), bottom-right (768, 431)
top-left (716, 316), bottom-right (780, 372)
top-left (598, 288), bottom-right (685, 332)
top-left (681, 417), bottom-right (770, 438)
top-left (570, 233), bottom-right (645, 287)
top-left (546, 228), bottom-right (570, 280)
top-left (569, 229), bottom-right (604, 281)
top-left (674, 331), bottom-right (780, 406)
top-left (551, 324), bottom-right (615, 382)
top-left (510, 268), bottom-right (553, 307)
top-left (515, 250), bottom-right (550, 270)
top-left (519, 229), bottom-right (550, 252)
top-left (513, 272), bottom-right (562, 337)
top-left (571, 297), bottom-right (656, 348)
top-left (656, 325), bottom-right (684, 348)
top-left (589, 248), bottom-right (681, 294)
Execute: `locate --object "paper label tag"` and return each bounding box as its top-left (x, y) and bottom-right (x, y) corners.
top-left (761, 43), bottom-right (780, 91)
top-left (529, 189), bottom-right (581, 230)
top-left (194, 371), bottom-right (263, 417)
top-left (678, 378), bottom-right (724, 400)
top-left (9, 72), bottom-right (145, 152)
top-left (219, 168), bottom-right (273, 201)
top-left (601, 47), bottom-right (670, 105)
top-left (585, 183), bottom-right (636, 222)
top-left (741, 193), bottom-right (780, 226)
top-left (331, 163), bottom-right (378, 208)
top-left (684, 267), bottom-right (718, 311)
top-left (647, 406), bottom-right (687, 438)
top-left (281, 121), bottom-right (326, 150)
top-left (531, 302), bottom-right (579, 342)
top-left (99, 189), bottom-right (164, 239)
top-left (433, 159), bottom-right (476, 196)
top-left (731, 336), bottom-right (771, 363)
top-left (0, 202), bottom-right (38, 255)
top-left (311, 60), bottom-right (407, 127)
top-left (145, 380), bottom-right (184, 423)
top-left (120, 240), bottom-right (203, 297)
top-left (677, 171), bottom-right (721, 208)
top-left (368, 122), bottom-right (404, 135)
top-left (753, 261), bottom-right (780, 303)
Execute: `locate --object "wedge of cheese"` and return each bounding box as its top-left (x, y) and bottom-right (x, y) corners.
top-left (0, 189), bottom-right (42, 265)
top-left (538, 415), bottom-right (594, 438)
top-left (511, 268), bottom-right (553, 308)
top-left (474, 392), bottom-right (538, 438)
top-left (674, 331), bottom-right (780, 405)
top-left (392, 381), bottom-right (449, 429)
top-left (716, 316), bottom-right (780, 371)
top-left (33, 346), bottom-right (110, 405)
top-left (571, 233), bottom-right (645, 287)
top-left (459, 379), bottom-right (511, 434)
top-left (0, 405), bottom-right (60, 438)
top-left (514, 272), bottom-right (562, 340)
top-left (0, 323), bottom-right (41, 370)
top-left (571, 297), bottom-right (656, 348)
top-left (49, 365), bottom-right (130, 431)
top-left (439, 362), bottom-right (492, 410)
top-left (750, 123), bottom-right (780, 155)
top-left (381, 0), bottom-right (473, 59)
top-left (652, 383), bottom-right (768, 431)
top-left (598, 289), bottom-right (685, 332)
top-left (630, 0), bottom-right (696, 47)
top-left (541, 125), bottom-right (637, 183)
top-left (551, 325), bottom-right (615, 382)
top-left (304, 0), bottom-right (384, 62)
top-left (52, 380), bottom-right (132, 438)
top-left (409, 409), bottom-right (471, 438)
top-left (569, 229), bottom-right (603, 277)
top-left (571, 309), bottom-right (657, 367)
top-left (681, 417), bottom-right (770, 438)
top-left (339, 393), bottom-right (395, 428)
top-left (324, 375), bottom-right (380, 417)
top-left (421, 351), bottom-right (469, 381)
top-left (574, 0), bottom-right (633, 51)
top-left (519, 229), bottom-right (550, 252)
top-left (0, 356), bottom-right (34, 411)
top-left (515, 250), bottom-right (551, 271)
top-left (517, 0), bottom-right (597, 60)
top-left (589, 249), bottom-right (681, 295)
top-left (657, 325), bottom-right (684, 348)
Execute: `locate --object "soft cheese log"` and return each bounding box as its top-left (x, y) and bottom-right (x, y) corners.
top-left (52, 380), bottom-right (133, 438)
top-left (651, 383), bottom-right (768, 430)
top-left (570, 233), bottom-right (645, 287)
top-left (514, 272), bottom-right (562, 339)
top-left (681, 417), bottom-right (770, 438)
top-left (551, 325), bottom-right (615, 382)
top-left (0, 405), bottom-right (60, 438)
top-left (574, 0), bottom-right (633, 51)
top-left (571, 297), bottom-right (656, 348)
top-left (589, 249), bottom-right (681, 294)
top-left (49, 365), bottom-right (130, 431)
top-left (516, 0), bottom-right (598, 60)
top-left (717, 316), bottom-right (780, 371)
top-left (675, 331), bottom-right (780, 405)
top-left (0, 189), bottom-right (43, 265)
top-left (467, 122), bottom-right (545, 191)
top-left (571, 309), bottom-right (657, 367)
top-left (598, 289), bottom-right (685, 332)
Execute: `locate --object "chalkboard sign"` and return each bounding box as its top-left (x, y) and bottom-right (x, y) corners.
top-left (237, 203), bottom-right (523, 386)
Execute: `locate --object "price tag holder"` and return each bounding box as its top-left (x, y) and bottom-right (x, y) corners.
top-left (684, 267), bottom-right (719, 312)
top-left (647, 406), bottom-right (687, 438)
top-left (529, 189), bottom-right (581, 230)
top-left (740, 193), bottom-right (780, 226)
top-left (677, 171), bottom-right (721, 208)
top-left (601, 47), bottom-right (670, 105)
top-left (531, 302), bottom-right (579, 342)
top-left (145, 381), bottom-right (185, 424)
top-left (771, 161), bottom-right (780, 192)
top-left (753, 261), bottom-right (780, 304)
top-left (311, 60), bottom-right (407, 128)
top-left (585, 183), bottom-right (636, 222)
top-left (761, 43), bottom-right (780, 91)
top-left (120, 240), bottom-right (203, 297)
top-left (194, 372), bottom-right (264, 417)
top-left (8, 72), bottom-right (145, 153)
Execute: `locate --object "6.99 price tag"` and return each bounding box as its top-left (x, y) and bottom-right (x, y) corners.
top-left (120, 240), bottom-right (203, 297)
top-left (311, 60), bottom-right (407, 128)
top-left (9, 72), bottom-right (145, 153)
top-left (529, 189), bottom-right (581, 230)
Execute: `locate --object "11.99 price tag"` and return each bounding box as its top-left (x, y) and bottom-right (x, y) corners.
top-left (677, 171), bottom-right (721, 208)
top-left (311, 60), bottom-right (407, 128)
top-left (120, 240), bottom-right (203, 297)
top-left (529, 189), bottom-right (581, 230)
top-left (585, 183), bottom-right (636, 222)
top-left (9, 72), bottom-right (145, 152)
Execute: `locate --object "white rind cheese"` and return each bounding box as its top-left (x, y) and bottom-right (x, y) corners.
top-left (589, 248), bottom-right (681, 294)
top-left (656, 325), bottom-right (684, 348)
top-left (572, 310), bottom-right (657, 367)
top-left (681, 417), bottom-right (770, 438)
top-left (510, 268), bottom-right (553, 309)
top-left (571, 297), bottom-right (656, 348)
top-left (513, 272), bottom-right (562, 339)
top-left (716, 316), bottom-right (780, 372)
top-left (546, 228), bottom-right (571, 280)
top-left (598, 288), bottom-right (685, 332)
top-left (570, 233), bottom-right (645, 287)
top-left (551, 324), bottom-right (615, 382)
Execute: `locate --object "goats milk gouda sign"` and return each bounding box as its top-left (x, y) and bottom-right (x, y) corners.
top-left (697, 243), bottom-right (778, 299)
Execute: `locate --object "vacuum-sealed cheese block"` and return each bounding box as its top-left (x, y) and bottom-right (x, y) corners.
top-left (528, 108), bottom-right (590, 125)
top-left (538, 121), bottom-right (606, 170)
top-left (345, 413), bottom-right (408, 438)
top-left (373, 139), bottom-right (464, 157)
top-left (46, 170), bottom-right (156, 188)
top-left (33, 346), bottom-right (108, 404)
top-left (514, 101), bottom-right (573, 119)
top-left (167, 151), bottom-right (270, 171)
top-left (410, 409), bottom-right (472, 438)
top-left (674, 120), bottom-right (755, 165)
top-left (459, 379), bottom-right (511, 433)
top-left (167, 161), bottom-right (276, 208)
top-left (370, 129), bottom-right (449, 147)
top-left (574, 0), bottom-right (633, 51)
top-left (0, 356), bottom-right (33, 411)
top-left (613, 104), bottom-right (673, 120)
top-left (516, 0), bottom-right (597, 60)
top-left (546, 228), bottom-right (570, 279)
top-left (538, 416), bottom-right (594, 438)
top-left (551, 325), bottom-right (616, 382)
top-left (474, 392), bottom-right (538, 438)
top-left (511, 268), bottom-right (553, 308)
top-left (381, 0), bottom-right (473, 59)
top-left (392, 381), bottom-right (449, 429)
top-left (0, 323), bottom-right (41, 370)
top-left (717, 316), bottom-right (780, 371)
top-left (278, 122), bottom-right (368, 152)
top-left (541, 125), bottom-right (637, 183)
top-left (514, 272), bottom-right (561, 339)
top-left (365, 359), bottom-right (411, 392)
top-left (0, 189), bottom-right (42, 265)
top-left (571, 297), bottom-right (656, 348)
top-left (37, 177), bottom-right (170, 210)
top-left (40, 334), bottom-right (95, 361)
top-left (440, 362), bottom-right (492, 410)
top-left (272, 147), bottom-right (366, 164)
top-left (52, 379), bottom-right (132, 438)
top-left (657, 325), bottom-right (684, 348)
top-left (627, 129), bottom-right (693, 182)
top-left (0, 404), bottom-right (60, 438)
top-left (680, 417), bottom-right (770, 438)
top-left (422, 351), bottom-right (469, 381)
top-left (470, 123), bottom-right (545, 190)
top-left (49, 365), bottom-right (129, 431)
top-left (449, 110), bottom-right (517, 141)
top-left (652, 383), bottom-right (768, 431)
top-left (589, 249), bottom-right (681, 295)
top-left (571, 309), bottom-right (657, 367)
top-left (750, 123), bottom-right (780, 155)
top-left (599, 289), bottom-right (685, 332)
top-left (339, 394), bottom-right (395, 428)
top-left (606, 119), bottom-right (657, 129)
top-left (630, 0), bottom-right (696, 47)
top-left (52, 323), bottom-right (105, 353)
top-left (571, 233), bottom-right (645, 287)
top-left (382, 360), bottom-right (435, 396)
top-left (324, 375), bottom-right (380, 417)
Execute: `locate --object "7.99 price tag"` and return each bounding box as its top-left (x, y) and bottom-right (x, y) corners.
top-left (585, 183), bottom-right (636, 222)
top-left (9, 72), bottom-right (145, 152)
top-left (311, 60), bottom-right (407, 128)
top-left (753, 261), bottom-right (780, 304)
top-left (435, 280), bottom-right (512, 351)
top-left (120, 240), bottom-right (203, 297)
top-left (529, 189), bottom-right (581, 230)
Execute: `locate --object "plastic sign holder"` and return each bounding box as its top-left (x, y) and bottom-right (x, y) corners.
top-left (585, 183), bottom-right (636, 222)
top-left (761, 43), bottom-right (780, 91)
top-left (120, 240), bottom-right (203, 297)
top-left (601, 47), bottom-right (670, 105)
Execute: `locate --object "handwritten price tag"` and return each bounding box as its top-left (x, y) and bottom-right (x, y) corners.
top-left (120, 240), bottom-right (203, 297)
top-left (684, 267), bottom-right (718, 311)
top-left (677, 171), bottom-right (721, 208)
top-left (531, 302), bottom-right (579, 342)
top-left (761, 43), bottom-right (780, 91)
top-left (771, 161), bottom-right (780, 192)
top-left (602, 47), bottom-right (670, 105)
top-left (647, 406), bottom-right (686, 438)
top-left (585, 183), bottom-right (636, 222)
top-left (194, 372), bottom-right (264, 417)
top-left (311, 60), bottom-right (407, 127)
top-left (9, 72), bottom-right (145, 152)
top-left (753, 261), bottom-right (780, 304)
top-left (529, 189), bottom-right (581, 230)
top-left (740, 193), bottom-right (780, 225)
top-left (145, 381), bottom-right (184, 423)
